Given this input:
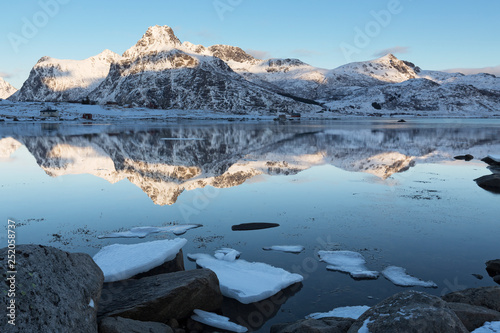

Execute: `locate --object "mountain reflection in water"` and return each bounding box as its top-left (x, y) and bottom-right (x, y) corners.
top-left (1, 120), bottom-right (500, 205)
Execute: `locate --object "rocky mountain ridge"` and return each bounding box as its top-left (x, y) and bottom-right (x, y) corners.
top-left (0, 77), bottom-right (17, 99)
top-left (8, 25), bottom-right (500, 115)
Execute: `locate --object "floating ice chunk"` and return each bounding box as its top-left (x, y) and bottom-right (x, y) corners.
top-left (187, 253), bottom-right (303, 304)
top-left (472, 321), bottom-right (500, 333)
top-left (382, 266), bottom-right (437, 288)
top-left (318, 250), bottom-right (379, 279)
top-left (215, 248), bottom-right (241, 261)
top-left (191, 309), bottom-right (248, 333)
top-left (93, 238), bottom-right (187, 282)
top-left (263, 245), bottom-right (305, 253)
top-left (306, 305), bottom-right (370, 320)
top-left (488, 154), bottom-right (500, 163)
top-left (98, 224), bottom-right (202, 238)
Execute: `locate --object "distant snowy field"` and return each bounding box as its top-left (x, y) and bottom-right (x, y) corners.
top-left (1, 101), bottom-right (499, 122)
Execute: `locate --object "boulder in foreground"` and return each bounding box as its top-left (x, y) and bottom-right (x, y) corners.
top-left (99, 316), bottom-right (173, 333)
top-left (98, 269), bottom-right (222, 322)
top-left (347, 290), bottom-right (468, 333)
top-left (0, 244), bottom-right (103, 333)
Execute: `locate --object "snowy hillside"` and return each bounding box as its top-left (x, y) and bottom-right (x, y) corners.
top-left (10, 50), bottom-right (121, 102)
top-left (0, 78), bottom-right (17, 99)
top-left (8, 25), bottom-right (500, 115)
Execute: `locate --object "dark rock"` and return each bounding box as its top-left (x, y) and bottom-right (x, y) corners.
top-left (397, 119), bottom-right (406, 123)
top-left (231, 222), bottom-right (280, 231)
top-left (348, 290), bottom-right (467, 333)
top-left (446, 302), bottom-right (500, 331)
top-left (442, 286), bottom-right (500, 312)
top-left (486, 259), bottom-right (500, 277)
top-left (99, 316), bottom-right (173, 333)
top-left (454, 154), bottom-right (474, 161)
top-left (98, 269), bottom-right (222, 322)
top-left (482, 157), bottom-right (500, 166)
top-left (271, 317), bottom-right (355, 333)
top-left (474, 174), bottom-right (500, 194)
top-left (0, 244), bottom-right (103, 333)
top-left (472, 273), bottom-right (484, 280)
top-left (132, 249), bottom-right (185, 279)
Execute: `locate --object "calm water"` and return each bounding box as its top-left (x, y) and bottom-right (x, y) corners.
top-left (1, 119), bottom-right (499, 332)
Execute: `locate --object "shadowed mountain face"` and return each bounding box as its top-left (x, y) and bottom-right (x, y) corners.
top-left (4, 121), bottom-right (500, 205)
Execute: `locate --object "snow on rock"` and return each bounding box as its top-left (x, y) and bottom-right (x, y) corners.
top-left (0, 77), bottom-right (17, 99)
top-left (93, 238), bottom-right (187, 282)
top-left (318, 250), bottom-right (379, 279)
top-left (214, 248), bottom-right (241, 261)
top-left (98, 224), bottom-right (202, 238)
top-left (12, 50), bottom-right (121, 102)
top-left (88, 299), bottom-right (95, 308)
top-left (488, 154), bottom-right (500, 163)
top-left (187, 253), bottom-right (303, 304)
top-left (306, 305), bottom-right (370, 320)
top-left (191, 309), bottom-right (248, 333)
top-left (381, 266), bottom-right (437, 288)
top-left (472, 321), bottom-right (500, 333)
top-left (262, 245), bottom-right (305, 253)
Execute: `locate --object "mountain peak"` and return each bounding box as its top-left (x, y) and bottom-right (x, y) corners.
top-left (0, 77), bottom-right (17, 99)
top-left (123, 25), bottom-right (182, 59)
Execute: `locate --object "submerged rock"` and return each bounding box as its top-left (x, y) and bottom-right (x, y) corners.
top-left (454, 154), bottom-right (474, 161)
top-left (347, 290), bottom-right (467, 333)
top-left (0, 244), bottom-right (103, 333)
top-left (271, 317), bottom-right (355, 333)
top-left (231, 222), bottom-right (280, 231)
top-left (99, 316), bottom-right (173, 333)
top-left (442, 286), bottom-right (500, 312)
top-left (98, 269), bottom-right (222, 322)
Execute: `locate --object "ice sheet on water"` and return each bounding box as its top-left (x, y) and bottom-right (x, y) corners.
top-left (187, 253), bottom-right (303, 304)
top-left (306, 305), bottom-right (371, 320)
top-left (214, 248), bottom-right (241, 261)
top-left (93, 238), bottom-right (187, 282)
top-left (263, 245), bottom-right (305, 253)
top-left (382, 266), bottom-right (437, 288)
top-left (191, 309), bottom-right (248, 333)
top-left (98, 224), bottom-right (202, 238)
top-left (318, 250), bottom-right (379, 279)
top-left (472, 321), bottom-right (500, 333)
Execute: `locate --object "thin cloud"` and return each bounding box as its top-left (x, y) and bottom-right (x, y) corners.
top-left (291, 48), bottom-right (321, 57)
top-left (245, 49), bottom-right (271, 60)
top-left (196, 29), bottom-right (216, 40)
top-left (373, 46), bottom-right (410, 57)
top-left (0, 72), bottom-right (12, 78)
top-left (443, 65), bottom-right (500, 76)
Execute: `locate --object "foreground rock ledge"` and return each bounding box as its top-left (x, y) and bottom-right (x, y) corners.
top-left (347, 290), bottom-right (468, 333)
top-left (0, 244), bottom-right (103, 333)
top-left (98, 269), bottom-right (222, 322)
top-left (99, 316), bottom-right (174, 333)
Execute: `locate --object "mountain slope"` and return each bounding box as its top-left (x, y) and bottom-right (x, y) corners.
top-left (10, 50), bottom-right (121, 102)
top-left (0, 78), bottom-right (17, 99)
top-left (89, 26), bottom-right (319, 112)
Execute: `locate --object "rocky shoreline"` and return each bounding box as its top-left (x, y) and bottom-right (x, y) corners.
top-left (1, 244), bottom-right (500, 333)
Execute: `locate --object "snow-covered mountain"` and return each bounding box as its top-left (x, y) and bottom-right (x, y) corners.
top-left (0, 78), bottom-right (17, 99)
top-left (89, 26), bottom-right (318, 112)
top-left (10, 50), bottom-right (121, 102)
top-left (9, 25), bottom-right (500, 115)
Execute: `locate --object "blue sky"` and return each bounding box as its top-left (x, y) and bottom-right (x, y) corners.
top-left (1, 0), bottom-right (499, 88)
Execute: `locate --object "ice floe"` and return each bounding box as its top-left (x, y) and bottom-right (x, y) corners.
top-left (306, 305), bottom-right (370, 320)
top-left (97, 224), bottom-right (202, 238)
top-left (214, 248), bottom-right (241, 261)
top-left (93, 238), bottom-right (187, 282)
top-left (187, 253), bottom-right (303, 304)
top-left (191, 309), bottom-right (248, 333)
top-left (381, 266), bottom-right (437, 288)
top-left (318, 250), bottom-right (379, 279)
top-left (263, 245), bottom-right (305, 253)
top-left (472, 321), bottom-right (500, 333)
